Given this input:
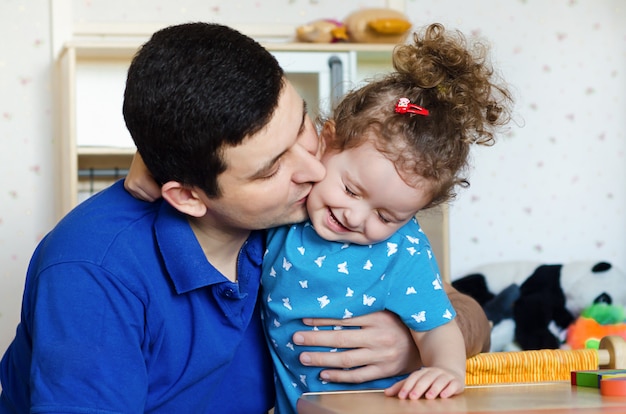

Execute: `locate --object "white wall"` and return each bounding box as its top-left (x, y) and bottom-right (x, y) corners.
top-left (419, 1), bottom-right (626, 277)
top-left (1, 0), bottom-right (625, 357)
top-left (0, 0), bottom-right (55, 353)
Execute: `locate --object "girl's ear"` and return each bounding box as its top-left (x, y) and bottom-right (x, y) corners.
top-left (319, 120), bottom-right (336, 154)
top-left (161, 181), bottom-right (207, 218)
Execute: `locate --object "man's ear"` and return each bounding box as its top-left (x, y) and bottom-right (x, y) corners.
top-left (161, 181), bottom-right (207, 218)
top-left (319, 120), bottom-right (336, 154)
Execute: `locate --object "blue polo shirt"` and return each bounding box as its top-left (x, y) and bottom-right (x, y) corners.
top-left (0, 180), bottom-right (274, 413)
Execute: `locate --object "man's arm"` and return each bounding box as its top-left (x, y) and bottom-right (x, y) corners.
top-left (292, 284), bottom-right (490, 383)
top-left (444, 282), bottom-right (492, 355)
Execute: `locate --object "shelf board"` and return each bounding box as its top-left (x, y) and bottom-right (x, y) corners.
top-left (77, 146), bottom-right (136, 155)
top-left (61, 40), bottom-right (395, 59)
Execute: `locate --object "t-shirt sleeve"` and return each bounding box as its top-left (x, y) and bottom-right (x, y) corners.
top-left (26, 262), bottom-right (148, 412)
top-left (385, 234), bottom-right (456, 332)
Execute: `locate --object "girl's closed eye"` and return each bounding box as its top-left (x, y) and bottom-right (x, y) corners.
top-left (344, 185), bottom-right (358, 197)
top-left (377, 212), bottom-right (391, 224)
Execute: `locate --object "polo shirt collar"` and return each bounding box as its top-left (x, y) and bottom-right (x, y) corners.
top-left (154, 201), bottom-right (264, 294)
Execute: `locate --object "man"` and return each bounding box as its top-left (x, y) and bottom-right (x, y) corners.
top-left (0, 22), bottom-right (489, 413)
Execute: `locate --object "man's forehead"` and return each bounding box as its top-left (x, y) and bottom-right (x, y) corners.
top-left (221, 86), bottom-right (306, 178)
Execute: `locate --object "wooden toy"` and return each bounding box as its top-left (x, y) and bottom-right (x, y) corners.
top-left (600, 377), bottom-right (626, 397)
top-left (570, 369), bottom-right (626, 388)
top-left (465, 335), bottom-right (626, 385)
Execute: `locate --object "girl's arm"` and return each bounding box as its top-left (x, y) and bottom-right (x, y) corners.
top-left (124, 152), bottom-right (161, 201)
top-left (384, 319), bottom-right (466, 400)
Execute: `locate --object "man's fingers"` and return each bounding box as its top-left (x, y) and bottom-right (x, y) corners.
top-left (319, 365), bottom-right (386, 384)
top-left (302, 313), bottom-right (384, 328)
top-left (294, 328), bottom-right (365, 349)
top-left (299, 347), bottom-right (371, 369)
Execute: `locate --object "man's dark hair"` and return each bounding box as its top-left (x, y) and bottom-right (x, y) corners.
top-left (123, 22), bottom-right (284, 196)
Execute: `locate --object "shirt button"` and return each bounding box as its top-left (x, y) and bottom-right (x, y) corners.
top-left (224, 288), bottom-right (234, 298)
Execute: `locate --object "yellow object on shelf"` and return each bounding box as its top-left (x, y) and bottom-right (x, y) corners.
top-left (368, 18), bottom-right (412, 35)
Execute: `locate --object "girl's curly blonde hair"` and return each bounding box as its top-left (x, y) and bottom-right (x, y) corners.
top-left (327, 23), bottom-right (513, 208)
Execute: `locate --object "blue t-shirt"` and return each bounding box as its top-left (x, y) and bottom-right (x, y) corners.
top-left (262, 218), bottom-right (455, 414)
top-left (0, 180), bottom-right (274, 414)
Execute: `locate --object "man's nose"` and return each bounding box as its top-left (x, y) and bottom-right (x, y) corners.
top-left (292, 145), bottom-right (325, 184)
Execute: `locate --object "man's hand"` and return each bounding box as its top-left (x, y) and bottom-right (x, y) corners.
top-left (292, 311), bottom-right (420, 383)
top-left (124, 152), bottom-right (161, 202)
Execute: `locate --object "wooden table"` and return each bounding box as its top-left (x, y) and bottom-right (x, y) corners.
top-left (297, 382), bottom-right (626, 413)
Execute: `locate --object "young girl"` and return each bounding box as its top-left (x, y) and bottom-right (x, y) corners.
top-left (261, 23), bottom-right (512, 413)
top-left (124, 23), bottom-right (512, 414)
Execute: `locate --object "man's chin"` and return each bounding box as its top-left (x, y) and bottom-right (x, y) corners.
top-left (269, 208), bottom-right (308, 228)
top-left (288, 209), bottom-right (309, 225)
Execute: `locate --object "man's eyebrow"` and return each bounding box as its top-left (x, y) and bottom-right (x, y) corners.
top-left (249, 101), bottom-right (309, 180)
top-left (298, 100), bottom-right (308, 136)
top-left (250, 149), bottom-right (287, 179)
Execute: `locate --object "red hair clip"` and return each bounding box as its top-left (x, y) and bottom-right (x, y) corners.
top-left (394, 98), bottom-right (429, 116)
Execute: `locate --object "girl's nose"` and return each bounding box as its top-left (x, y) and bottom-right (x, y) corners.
top-left (342, 207), bottom-right (367, 231)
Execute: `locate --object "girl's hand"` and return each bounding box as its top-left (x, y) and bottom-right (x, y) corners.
top-left (124, 152), bottom-right (162, 202)
top-left (384, 367), bottom-right (465, 400)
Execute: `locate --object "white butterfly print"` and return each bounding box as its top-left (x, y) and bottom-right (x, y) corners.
top-left (432, 276), bottom-right (442, 290)
top-left (363, 294), bottom-right (376, 306)
top-left (411, 311), bottom-right (426, 323)
top-left (282, 257), bottom-right (292, 271)
top-left (386, 242), bottom-right (398, 256)
top-left (405, 235), bottom-right (420, 244)
top-left (318, 295), bottom-right (330, 308)
top-left (314, 256), bottom-right (326, 267)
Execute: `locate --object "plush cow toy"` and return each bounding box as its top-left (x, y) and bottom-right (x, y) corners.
top-left (452, 261), bottom-right (626, 351)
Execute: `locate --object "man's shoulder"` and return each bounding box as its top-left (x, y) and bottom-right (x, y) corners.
top-left (41, 181), bottom-right (161, 265)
